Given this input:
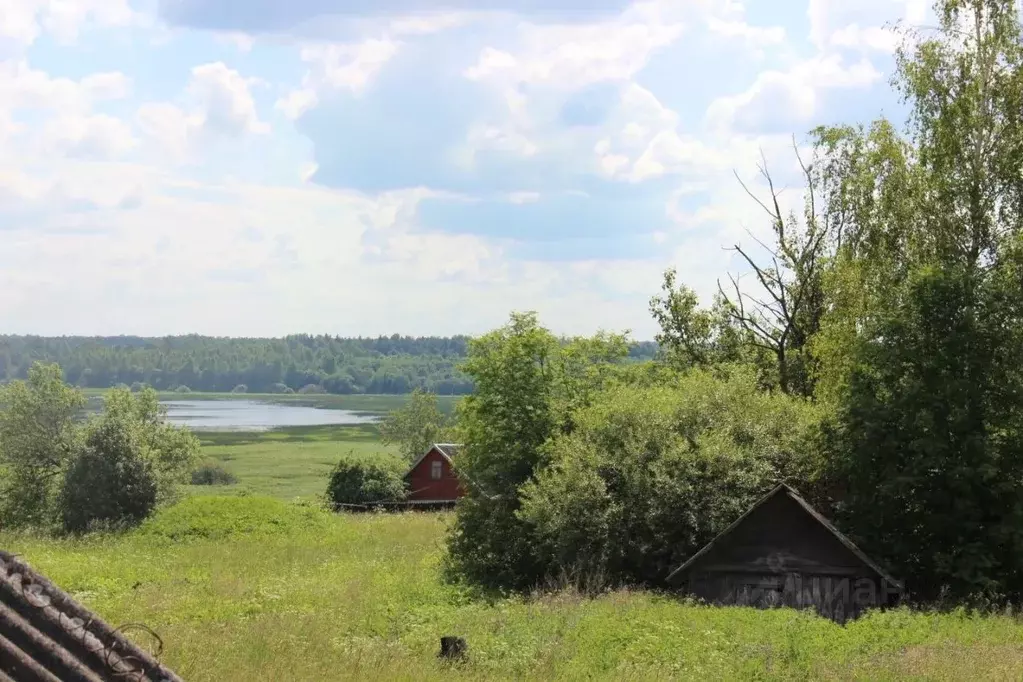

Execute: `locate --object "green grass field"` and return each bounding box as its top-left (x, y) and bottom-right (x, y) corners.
top-left (4, 495), bottom-right (1023, 681)
top-left (188, 424), bottom-right (399, 499)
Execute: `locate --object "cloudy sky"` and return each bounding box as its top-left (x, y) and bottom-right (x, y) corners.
top-left (0, 0), bottom-right (928, 339)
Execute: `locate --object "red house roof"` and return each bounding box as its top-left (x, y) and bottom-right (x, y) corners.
top-left (0, 549), bottom-right (183, 682)
top-left (404, 443), bottom-right (462, 476)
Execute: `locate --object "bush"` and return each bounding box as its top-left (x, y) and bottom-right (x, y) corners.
top-left (298, 383), bottom-right (326, 394)
top-left (135, 495), bottom-right (333, 542)
top-left (59, 417), bottom-right (158, 533)
top-left (231, 384), bottom-right (248, 394)
top-left (269, 383), bottom-right (290, 394)
top-left (130, 381), bottom-right (147, 393)
top-left (175, 385), bottom-right (192, 393)
top-left (507, 367), bottom-right (822, 589)
top-left (325, 453), bottom-right (408, 508)
top-left (190, 461), bottom-right (238, 486)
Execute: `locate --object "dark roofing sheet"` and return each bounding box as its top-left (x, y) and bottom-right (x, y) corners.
top-left (0, 549), bottom-right (183, 682)
top-left (667, 483), bottom-right (902, 589)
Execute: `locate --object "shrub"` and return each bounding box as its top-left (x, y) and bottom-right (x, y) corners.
top-left (175, 385), bottom-right (192, 393)
top-left (135, 495), bottom-right (333, 542)
top-left (59, 417), bottom-right (158, 533)
top-left (231, 384), bottom-right (248, 394)
top-left (325, 453), bottom-right (408, 508)
top-left (484, 366), bottom-right (821, 590)
top-left (130, 381), bottom-right (147, 393)
top-left (191, 461), bottom-right (238, 486)
top-left (270, 383), bottom-right (290, 394)
top-left (298, 383), bottom-right (326, 394)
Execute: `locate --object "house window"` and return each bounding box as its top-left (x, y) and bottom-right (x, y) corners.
top-left (431, 460), bottom-right (443, 480)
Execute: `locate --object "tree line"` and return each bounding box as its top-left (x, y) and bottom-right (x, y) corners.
top-left (441, 0), bottom-right (1023, 605)
top-left (0, 335), bottom-right (661, 396)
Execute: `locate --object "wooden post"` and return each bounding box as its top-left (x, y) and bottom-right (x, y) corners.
top-left (439, 636), bottom-right (467, 661)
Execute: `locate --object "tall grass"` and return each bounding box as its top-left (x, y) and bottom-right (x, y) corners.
top-left (4, 495), bottom-right (1022, 681)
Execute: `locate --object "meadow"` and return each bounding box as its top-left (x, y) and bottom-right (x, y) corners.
top-left (4, 409), bottom-right (1023, 680)
top-left (3, 495), bottom-right (1023, 681)
top-left (187, 424), bottom-right (398, 499)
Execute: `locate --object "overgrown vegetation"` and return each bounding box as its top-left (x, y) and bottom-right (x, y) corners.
top-left (445, 0), bottom-right (1023, 605)
top-left (0, 363), bottom-right (200, 533)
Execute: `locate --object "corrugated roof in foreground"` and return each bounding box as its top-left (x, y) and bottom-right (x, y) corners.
top-left (0, 548), bottom-right (184, 682)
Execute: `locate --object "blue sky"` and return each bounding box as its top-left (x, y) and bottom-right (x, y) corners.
top-left (0, 0), bottom-right (928, 338)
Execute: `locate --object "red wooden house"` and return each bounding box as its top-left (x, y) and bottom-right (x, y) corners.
top-left (404, 443), bottom-right (464, 505)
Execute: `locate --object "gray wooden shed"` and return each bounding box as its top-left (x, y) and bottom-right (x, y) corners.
top-left (667, 483), bottom-right (902, 623)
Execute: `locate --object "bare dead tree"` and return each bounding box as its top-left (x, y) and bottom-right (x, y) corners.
top-left (717, 138), bottom-right (833, 397)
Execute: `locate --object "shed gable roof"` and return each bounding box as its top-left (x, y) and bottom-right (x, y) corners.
top-left (666, 483), bottom-right (901, 589)
top-left (0, 549), bottom-right (183, 682)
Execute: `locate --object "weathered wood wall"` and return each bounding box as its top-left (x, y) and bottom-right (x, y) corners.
top-left (677, 488), bottom-right (899, 623)
top-left (687, 571), bottom-right (887, 623)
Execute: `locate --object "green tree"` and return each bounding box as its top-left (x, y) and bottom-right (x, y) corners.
top-left (824, 263), bottom-right (1023, 601)
top-left (445, 312), bottom-right (629, 590)
top-left (97, 387), bottom-right (201, 503)
top-left (0, 363), bottom-right (85, 528)
top-left (378, 388), bottom-right (450, 462)
top-left (816, 0), bottom-right (1023, 602)
top-left (59, 413), bottom-right (159, 533)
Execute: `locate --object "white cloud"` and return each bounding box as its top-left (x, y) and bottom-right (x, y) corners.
top-left (0, 61), bottom-right (131, 113)
top-left (277, 39), bottom-right (400, 119)
top-left (508, 191), bottom-right (540, 204)
top-left (217, 32), bottom-right (256, 52)
top-left (188, 62), bottom-right (268, 136)
top-left (0, 0), bottom-right (136, 53)
top-left (705, 54), bottom-right (882, 132)
top-left (136, 102), bottom-right (197, 160)
top-left (138, 62), bottom-right (268, 160)
top-left (40, 114), bottom-right (137, 159)
top-left (808, 0), bottom-right (931, 52)
top-left (0, 167), bottom-right (665, 337)
top-left (275, 12), bottom-right (467, 122)
top-left (0, 61), bottom-right (135, 163)
top-left (592, 84), bottom-right (734, 183)
top-left (41, 0), bottom-right (137, 44)
top-left (464, 10), bottom-right (684, 88)
top-left (706, 17), bottom-right (786, 47)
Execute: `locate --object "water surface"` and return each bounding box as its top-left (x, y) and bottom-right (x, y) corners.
top-left (161, 399), bottom-right (378, 431)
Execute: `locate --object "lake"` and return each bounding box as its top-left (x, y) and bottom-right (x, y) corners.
top-left (161, 399), bottom-right (379, 431)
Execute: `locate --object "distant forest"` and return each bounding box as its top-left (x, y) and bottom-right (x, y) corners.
top-left (0, 335), bottom-right (659, 395)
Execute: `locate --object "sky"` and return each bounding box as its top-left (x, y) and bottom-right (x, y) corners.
top-left (0, 0), bottom-right (930, 339)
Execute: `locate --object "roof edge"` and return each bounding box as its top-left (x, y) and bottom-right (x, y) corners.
top-left (403, 443), bottom-right (462, 478)
top-left (0, 549), bottom-right (184, 682)
top-left (666, 483), bottom-right (902, 590)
